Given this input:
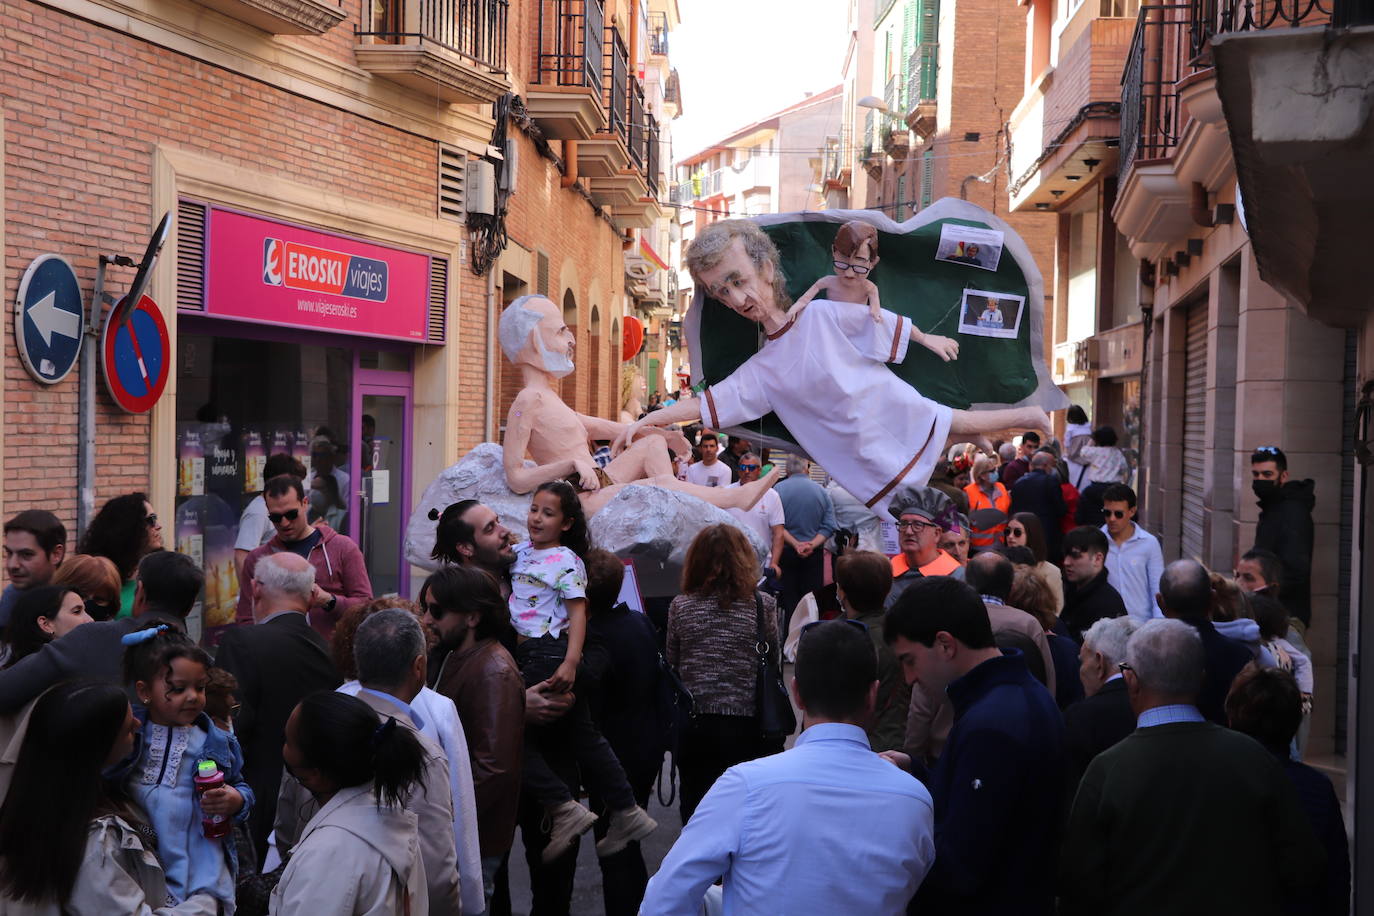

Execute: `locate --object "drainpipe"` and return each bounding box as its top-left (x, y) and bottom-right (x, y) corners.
top-left (561, 140), bottom-right (579, 188)
top-left (485, 263), bottom-right (498, 442)
top-left (628, 0), bottom-right (640, 78)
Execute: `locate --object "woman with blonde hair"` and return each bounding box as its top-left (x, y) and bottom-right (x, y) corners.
top-left (1009, 566), bottom-right (1082, 709)
top-left (53, 554), bottom-right (123, 621)
top-left (963, 454), bottom-right (1010, 552)
top-left (666, 523), bottom-right (782, 820)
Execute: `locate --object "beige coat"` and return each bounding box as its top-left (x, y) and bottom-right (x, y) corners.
top-left (0, 815), bottom-right (219, 916)
top-left (269, 783), bottom-right (427, 916)
top-left (274, 691), bottom-right (460, 915)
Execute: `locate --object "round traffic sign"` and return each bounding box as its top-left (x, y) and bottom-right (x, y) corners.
top-left (14, 255), bottom-right (84, 384)
top-left (101, 294), bottom-right (170, 413)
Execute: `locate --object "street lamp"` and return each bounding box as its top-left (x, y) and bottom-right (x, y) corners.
top-left (857, 96), bottom-right (889, 112)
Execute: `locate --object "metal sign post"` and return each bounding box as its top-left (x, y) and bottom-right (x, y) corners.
top-left (76, 213), bottom-right (171, 537)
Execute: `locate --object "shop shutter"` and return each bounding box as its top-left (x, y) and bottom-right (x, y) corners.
top-left (438, 145), bottom-right (466, 223)
top-left (1179, 303), bottom-right (1208, 561)
top-left (428, 257), bottom-right (448, 343)
top-left (537, 251), bottom-right (550, 297)
top-left (177, 199), bottom-right (208, 311)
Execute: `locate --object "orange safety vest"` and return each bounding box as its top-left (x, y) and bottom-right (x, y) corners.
top-left (891, 550), bottom-right (963, 578)
top-left (963, 481), bottom-right (1011, 550)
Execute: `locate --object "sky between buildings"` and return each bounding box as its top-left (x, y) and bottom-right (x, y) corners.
top-left (672, 0), bottom-right (850, 163)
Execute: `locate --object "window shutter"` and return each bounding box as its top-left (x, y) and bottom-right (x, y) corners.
top-left (176, 199), bottom-right (208, 311)
top-left (537, 251), bottom-right (550, 297)
top-left (428, 257), bottom-right (448, 343)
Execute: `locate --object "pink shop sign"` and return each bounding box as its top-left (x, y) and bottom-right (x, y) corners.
top-left (202, 207), bottom-right (432, 342)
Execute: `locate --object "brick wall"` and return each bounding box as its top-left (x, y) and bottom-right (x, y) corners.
top-left (495, 127), bottom-right (627, 435)
top-left (2, 1), bottom-right (442, 532)
top-left (901, 0), bottom-right (1057, 294)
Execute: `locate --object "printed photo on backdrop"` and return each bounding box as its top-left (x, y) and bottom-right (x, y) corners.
top-left (935, 224), bottom-right (1005, 272)
top-left (958, 289), bottom-right (1026, 339)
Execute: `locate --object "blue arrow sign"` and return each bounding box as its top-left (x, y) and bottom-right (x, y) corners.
top-left (14, 255), bottom-right (84, 384)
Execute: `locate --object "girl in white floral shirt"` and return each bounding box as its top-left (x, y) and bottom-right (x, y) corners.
top-left (508, 481), bottom-right (657, 864)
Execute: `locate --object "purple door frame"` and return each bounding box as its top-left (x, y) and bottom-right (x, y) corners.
top-left (351, 363), bottom-right (413, 596)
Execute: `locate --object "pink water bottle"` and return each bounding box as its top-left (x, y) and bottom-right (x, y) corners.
top-left (194, 760), bottom-right (231, 839)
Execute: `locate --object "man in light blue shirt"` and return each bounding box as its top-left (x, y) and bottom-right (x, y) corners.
top-left (641, 620), bottom-right (935, 915)
top-left (1099, 484), bottom-right (1163, 621)
top-left (774, 457), bottom-right (839, 625)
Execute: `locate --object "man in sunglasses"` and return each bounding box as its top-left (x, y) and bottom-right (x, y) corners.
top-left (235, 474), bottom-right (372, 636)
top-left (725, 452), bottom-right (786, 581)
top-left (1098, 483), bottom-right (1163, 622)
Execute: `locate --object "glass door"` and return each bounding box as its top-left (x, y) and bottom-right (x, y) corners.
top-left (352, 375), bottom-right (411, 597)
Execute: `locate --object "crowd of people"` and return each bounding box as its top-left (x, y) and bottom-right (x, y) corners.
top-left (0, 419), bottom-right (1347, 914)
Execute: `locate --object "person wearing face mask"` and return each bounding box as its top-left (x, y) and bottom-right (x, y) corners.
top-left (1249, 446), bottom-right (1315, 630)
top-left (962, 455), bottom-right (1010, 553)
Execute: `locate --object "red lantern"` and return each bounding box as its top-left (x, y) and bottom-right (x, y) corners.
top-left (621, 316), bottom-right (644, 362)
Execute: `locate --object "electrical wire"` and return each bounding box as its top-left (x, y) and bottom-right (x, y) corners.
top-left (469, 94), bottom-right (512, 277)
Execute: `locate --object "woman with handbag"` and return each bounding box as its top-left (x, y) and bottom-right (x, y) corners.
top-left (667, 524), bottom-right (789, 822)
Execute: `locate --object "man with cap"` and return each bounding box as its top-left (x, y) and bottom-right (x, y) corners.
top-left (886, 486), bottom-right (964, 612)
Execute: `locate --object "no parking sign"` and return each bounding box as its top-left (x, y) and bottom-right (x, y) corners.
top-left (101, 294), bottom-right (170, 413)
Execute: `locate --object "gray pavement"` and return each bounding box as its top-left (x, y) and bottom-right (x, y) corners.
top-left (504, 759), bottom-right (686, 915)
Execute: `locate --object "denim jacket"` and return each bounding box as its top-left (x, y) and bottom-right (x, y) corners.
top-left (129, 704), bottom-right (255, 879)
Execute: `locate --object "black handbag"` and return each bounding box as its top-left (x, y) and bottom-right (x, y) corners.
top-left (753, 591), bottom-right (797, 740)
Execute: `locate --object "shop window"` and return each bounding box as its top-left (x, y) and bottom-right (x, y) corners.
top-left (175, 334), bottom-right (352, 637)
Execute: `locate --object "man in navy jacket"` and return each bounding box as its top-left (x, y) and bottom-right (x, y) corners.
top-left (884, 576), bottom-right (1065, 915)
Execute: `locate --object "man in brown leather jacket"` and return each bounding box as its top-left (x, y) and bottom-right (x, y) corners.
top-left (422, 562), bottom-right (525, 909)
top-left (423, 499), bottom-right (578, 913)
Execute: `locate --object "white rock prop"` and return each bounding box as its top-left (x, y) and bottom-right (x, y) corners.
top-left (588, 484), bottom-right (767, 567)
top-left (405, 443), bottom-right (534, 571)
top-left (405, 443), bottom-right (768, 575)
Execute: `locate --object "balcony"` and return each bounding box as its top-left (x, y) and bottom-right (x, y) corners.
top-left (1209, 2), bottom-right (1373, 325)
top-left (882, 113), bottom-right (910, 157)
top-left (645, 114), bottom-right (661, 198)
top-left (578, 25), bottom-right (630, 177)
top-left (648, 10), bottom-right (669, 57)
top-left (663, 68), bottom-right (682, 116)
top-left (355, 0), bottom-right (509, 105)
top-left (1007, 15), bottom-right (1134, 210)
top-left (904, 44), bottom-right (938, 138)
top-left (527, 0), bottom-right (607, 139)
top-left (197, 0), bottom-right (345, 34)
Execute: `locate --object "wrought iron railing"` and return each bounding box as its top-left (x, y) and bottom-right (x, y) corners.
top-left (1121, 0), bottom-right (1339, 178)
top-left (606, 26), bottom-right (629, 141)
top-left (645, 114), bottom-right (660, 196)
top-left (531, 0), bottom-right (601, 89)
top-left (906, 43), bottom-right (937, 106)
top-left (359, 0), bottom-right (508, 70)
top-left (648, 10), bottom-right (669, 56)
top-left (1189, 0), bottom-right (1331, 59)
top-left (1119, 5), bottom-right (1193, 180)
top-left (628, 79), bottom-right (646, 170)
